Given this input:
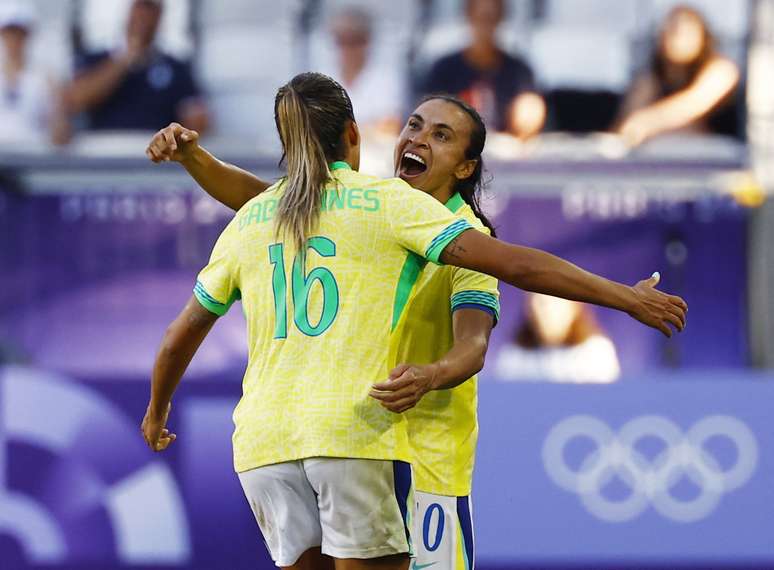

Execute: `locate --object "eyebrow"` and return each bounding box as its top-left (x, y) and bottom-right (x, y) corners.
top-left (409, 114), bottom-right (456, 134)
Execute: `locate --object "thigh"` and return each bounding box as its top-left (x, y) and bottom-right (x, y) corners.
top-left (238, 461), bottom-right (323, 568)
top-left (304, 458), bottom-right (415, 561)
top-left (414, 491), bottom-right (475, 570)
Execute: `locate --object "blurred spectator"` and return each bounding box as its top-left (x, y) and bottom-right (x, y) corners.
top-left (64, 0), bottom-right (208, 133)
top-left (325, 6), bottom-right (405, 135)
top-left (0, 2), bottom-right (69, 145)
top-left (494, 293), bottom-right (620, 383)
top-left (422, 0), bottom-right (545, 139)
top-left (615, 5), bottom-right (740, 146)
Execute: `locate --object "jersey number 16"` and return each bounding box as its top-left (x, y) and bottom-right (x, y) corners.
top-left (268, 237), bottom-right (340, 338)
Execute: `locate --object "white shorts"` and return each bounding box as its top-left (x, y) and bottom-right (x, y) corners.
top-left (414, 491), bottom-right (475, 570)
top-left (238, 458), bottom-right (414, 567)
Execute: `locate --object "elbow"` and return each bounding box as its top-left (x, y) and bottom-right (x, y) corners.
top-left (504, 255), bottom-right (538, 290)
top-left (471, 336), bottom-right (490, 375)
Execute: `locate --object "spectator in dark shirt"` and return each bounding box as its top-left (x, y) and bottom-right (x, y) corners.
top-left (64, 0), bottom-right (208, 133)
top-left (615, 5), bottom-right (740, 146)
top-left (423, 0), bottom-right (545, 139)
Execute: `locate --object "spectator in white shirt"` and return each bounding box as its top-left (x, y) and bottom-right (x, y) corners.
top-left (494, 293), bottom-right (620, 383)
top-left (0, 2), bottom-right (68, 146)
top-left (326, 6), bottom-right (405, 135)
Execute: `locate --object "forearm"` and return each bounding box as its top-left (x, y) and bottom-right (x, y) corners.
top-left (442, 233), bottom-right (638, 315)
top-left (149, 299), bottom-right (215, 414)
top-left (430, 336), bottom-right (488, 390)
top-left (508, 246), bottom-right (636, 313)
top-left (65, 56), bottom-right (131, 113)
top-left (633, 62), bottom-right (739, 134)
top-left (182, 147), bottom-right (268, 211)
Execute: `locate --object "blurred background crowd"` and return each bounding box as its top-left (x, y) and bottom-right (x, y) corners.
top-left (0, 0), bottom-right (754, 151)
top-left (2, 2), bottom-right (774, 568)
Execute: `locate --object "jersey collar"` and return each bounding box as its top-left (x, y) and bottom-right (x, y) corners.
top-left (329, 161), bottom-right (352, 171)
top-left (445, 192), bottom-right (465, 213)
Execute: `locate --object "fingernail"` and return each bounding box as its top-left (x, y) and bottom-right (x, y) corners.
top-left (652, 271), bottom-right (660, 280)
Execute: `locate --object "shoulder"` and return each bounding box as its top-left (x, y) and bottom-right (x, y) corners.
top-left (429, 51), bottom-right (464, 73)
top-left (237, 180), bottom-right (284, 213)
top-left (455, 203), bottom-right (490, 234)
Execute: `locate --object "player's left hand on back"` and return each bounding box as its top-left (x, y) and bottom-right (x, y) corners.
top-left (141, 402), bottom-right (177, 452)
top-left (628, 272), bottom-right (688, 337)
top-left (369, 363), bottom-right (437, 413)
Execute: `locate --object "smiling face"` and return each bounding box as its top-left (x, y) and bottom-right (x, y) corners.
top-left (393, 99), bottom-right (478, 200)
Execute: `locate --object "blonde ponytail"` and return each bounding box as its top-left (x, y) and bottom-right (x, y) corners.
top-left (274, 88), bottom-right (331, 251)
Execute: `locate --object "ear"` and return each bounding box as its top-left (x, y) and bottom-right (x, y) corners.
top-left (347, 120), bottom-right (360, 147)
top-left (454, 158), bottom-right (477, 181)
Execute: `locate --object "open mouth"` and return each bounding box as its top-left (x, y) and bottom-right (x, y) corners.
top-left (399, 152), bottom-right (428, 178)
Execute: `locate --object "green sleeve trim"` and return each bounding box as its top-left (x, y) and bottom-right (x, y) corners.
top-left (450, 290), bottom-right (500, 321)
top-left (425, 219), bottom-right (473, 265)
top-left (193, 281), bottom-right (240, 316)
top-left (391, 252), bottom-right (427, 331)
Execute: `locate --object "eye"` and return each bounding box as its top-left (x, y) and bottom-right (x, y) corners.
top-left (407, 119), bottom-right (419, 130)
top-left (435, 130), bottom-right (448, 142)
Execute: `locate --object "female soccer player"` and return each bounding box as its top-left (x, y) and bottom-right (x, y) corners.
top-left (148, 94), bottom-right (501, 569)
top-left (142, 72), bottom-right (686, 570)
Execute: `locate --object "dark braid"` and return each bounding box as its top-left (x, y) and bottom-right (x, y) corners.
top-left (420, 94), bottom-right (497, 237)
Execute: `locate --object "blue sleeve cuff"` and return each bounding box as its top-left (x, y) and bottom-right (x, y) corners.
top-left (450, 291), bottom-right (500, 324)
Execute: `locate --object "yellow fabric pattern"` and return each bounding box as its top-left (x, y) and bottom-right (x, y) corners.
top-left (194, 164), bottom-right (474, 473)
top-left (389, 196), bottom-right (500, 497)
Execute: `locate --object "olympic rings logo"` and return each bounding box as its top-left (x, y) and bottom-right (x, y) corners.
top-left (542, 415), bottom-right (758, 523)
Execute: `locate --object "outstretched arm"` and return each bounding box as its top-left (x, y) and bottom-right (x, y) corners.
top-left (618, 57), bottom-right (740, 145)
top-left (440, 230), bottom-right (687, 337)
top-left (146, 123), bottom-right (270, 211)
top-left (370, 308), bottom-right (494, 413)
top-left (141, 296), bottom-right (218, 451)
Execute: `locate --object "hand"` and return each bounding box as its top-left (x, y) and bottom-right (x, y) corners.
top-left (141, 402), bottom-right (177, 452)
top-left (146, 122), bottom-right (200, 164)
top-left (628, 272), bottom-right (688, 337)
top-left (369, 363), bottom-right (438, 413)
top-left (618, 111), bottom-right (654, 147)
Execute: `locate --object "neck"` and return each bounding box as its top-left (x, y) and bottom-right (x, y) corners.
top-left (465, 41), bottom-right (500, 69)
top-left (342, 148), bottom-right (359, 171)
top-left (427, 184), bottom-right (455, 205)
top-left (340, 57), bottom-right (366, 86)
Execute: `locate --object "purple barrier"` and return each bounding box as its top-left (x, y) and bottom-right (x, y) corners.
top-left (0, 188), bottom-right (749, 379)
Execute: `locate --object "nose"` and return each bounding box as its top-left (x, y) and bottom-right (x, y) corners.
top-left (408, 129), bottom-right (430, 148)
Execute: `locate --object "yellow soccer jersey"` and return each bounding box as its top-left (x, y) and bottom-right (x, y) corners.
top-left (194, 162), bottom-right (474, 473)
top-left (389, 192), bottom-right (500, 497)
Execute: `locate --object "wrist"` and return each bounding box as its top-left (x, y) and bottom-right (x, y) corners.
top-left (180, 144), bottom-right (207, 169)
top-left (148, 400), bottom-right (168, 418)
top-left (427, 361), bottom-right (445, 391)
top-left (623, 284), bottom-right (643, 315)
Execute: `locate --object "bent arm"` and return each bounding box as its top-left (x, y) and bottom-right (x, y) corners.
top-left (148, 295), bottom-right (218, 415)
top-left (182, 146), bottom-right (270, 211)
top-left (146, 123), bottom-right (270, 211)
top-left (619, 58), bottom-right (739, 140)
top-left (440, 230), bottom-right (687, 336)
top-left (431, 308), bottom-right (494, 390)
top-left (64, 55), bottom-right (132, 114)
top-left (370, 309), bottom-right (494, 412)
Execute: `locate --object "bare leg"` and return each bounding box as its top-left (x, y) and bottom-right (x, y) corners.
top-left (283, 547), bottom-right (335, 570)
top-left (334, 553), bottom-right (409, 570)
